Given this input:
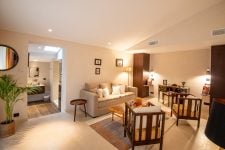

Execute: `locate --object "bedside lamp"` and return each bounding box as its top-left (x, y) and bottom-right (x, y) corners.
top-left (205, 98), bottom-right (225, 149)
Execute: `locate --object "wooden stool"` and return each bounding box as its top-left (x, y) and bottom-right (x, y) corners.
top-left (70, 99), bottom-right (87, 122)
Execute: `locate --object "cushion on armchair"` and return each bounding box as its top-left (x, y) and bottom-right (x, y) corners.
top-left (133, 106), bottom-right (161, 129)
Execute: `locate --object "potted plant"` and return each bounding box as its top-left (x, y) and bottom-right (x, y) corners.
top-left (0, 74), bottom-right (38, 138)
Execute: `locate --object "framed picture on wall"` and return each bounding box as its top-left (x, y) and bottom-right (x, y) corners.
top-left (95, 68), bottom-right (100, 75)
top-left (116, 58), bottom-right (123, 67)
top-left (94, 59), bottom-right (101, 65)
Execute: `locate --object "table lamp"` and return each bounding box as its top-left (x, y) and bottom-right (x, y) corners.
top-left (205, 98), bottom-right (225, 149)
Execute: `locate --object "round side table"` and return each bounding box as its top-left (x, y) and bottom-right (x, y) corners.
top-left (70, 99), bottom-right (87, 122)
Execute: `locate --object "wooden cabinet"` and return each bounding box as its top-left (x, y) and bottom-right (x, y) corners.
top-left (133, 53), bottom-right (150, 97)
top-left (211, 45), bottom-right (225, 104)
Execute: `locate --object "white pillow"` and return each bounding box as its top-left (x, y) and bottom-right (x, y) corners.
top-left (112, 85), bottom-right (121, 95)
top-left (119, 84), bottom-right (126, 94)
top-left (97, 88), bottom-right (103, 98)
top-left (102, 88), bottom-right (110, 97)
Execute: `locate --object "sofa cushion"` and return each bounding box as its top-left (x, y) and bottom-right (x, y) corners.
top-left (85, 82), bottom-right (99, 93)
top-left (102, 88), bottom-right (110, 97)
top-left (100, 83), bottom-right (112, 94)
top-left (97, 88), bottom-right (103, 98)
top-left (98, 92), bottom-right (135, 108)
top-left (120, 84), bottom-right (126, 94)
top-left (112, 83), bottom-right (126, 94)
top-left (112, 85), bottom-right (121, 95)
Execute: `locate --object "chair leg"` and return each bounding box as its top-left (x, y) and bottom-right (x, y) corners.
top-left (160, 141), bottom-right (163, 150)
top-left (197, 119), bottom-right (200, 128)
top-left (176, 118), bottom-right (179, 126)
top-left (132, 144), bottom-right (135, 150)
top-left (84, 104), bottom-right (87, 117)
top-left (74, 105), bottom-right (77, 122)
top-left (168, 96), bottom-right (170, 107)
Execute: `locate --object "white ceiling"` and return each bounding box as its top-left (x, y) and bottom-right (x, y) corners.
top-left (0, 0), bottom-right (224, 51)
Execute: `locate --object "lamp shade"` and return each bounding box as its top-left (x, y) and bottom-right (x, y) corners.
top-left (125, 67), bottom-right (132, 72)
top-left (205, 98), bottom-right (225, 148)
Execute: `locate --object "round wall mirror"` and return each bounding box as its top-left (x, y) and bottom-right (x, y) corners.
top-left (0, 45), bottom-right (19, 71)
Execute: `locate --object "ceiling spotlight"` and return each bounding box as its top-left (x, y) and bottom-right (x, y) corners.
top-left (107, 42), bottom-right (112, 45)
top-left (48, 29), bottom-right (53, 32)
top-left (38, 46), bottom-right (42, 49)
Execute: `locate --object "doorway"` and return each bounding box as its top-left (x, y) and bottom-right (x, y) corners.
top-left (27, 43), bottom-right (63, 119)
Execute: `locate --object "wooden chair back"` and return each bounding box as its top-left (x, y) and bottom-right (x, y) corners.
top-left (171, 95), bottom-right (202, 128)
top-left (124, 102), bottom-right (165, 150)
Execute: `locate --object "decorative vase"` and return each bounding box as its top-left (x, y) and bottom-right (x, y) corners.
top-left (181, 82), bottom-right (186, 87)
top-left (0, 120), bottom-right (15, 138)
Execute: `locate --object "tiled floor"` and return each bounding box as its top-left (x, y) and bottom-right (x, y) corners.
top-left (0, 98), bottom-right (217, 150)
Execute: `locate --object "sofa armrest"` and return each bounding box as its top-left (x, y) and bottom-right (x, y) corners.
top-left (127, 86), bottom-right (138, 97)
top-left (80, 89), bottom-right (98, 117)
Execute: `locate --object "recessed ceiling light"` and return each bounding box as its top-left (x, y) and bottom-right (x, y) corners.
top-left (48, 28), bottom-right (53, 32)
top-left (44, 46), bottom-right (60, 52)
top-left (107, 42), bottom-right (112, 45)
top-left (38, 46), bottom-right (42, 49)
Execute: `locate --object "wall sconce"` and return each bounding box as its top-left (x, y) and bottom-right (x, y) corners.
top-left (125, 66), bottom-right (132, 86)
top-left (205, 68), bottom-right (211, 84)
top-left (148, 68), bottom-right (154, 85)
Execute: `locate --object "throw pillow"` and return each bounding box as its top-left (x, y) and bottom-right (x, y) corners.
top-left (97, 88), bottom-right (103, 98)
top-left (119, 84), bottom-right (126, 94)
top-left (102, 88), bottom-right (110, 97)
top-left (112, 85), bottom-right (121, 95)
top-left (100, 83), bottom-right (112, 94)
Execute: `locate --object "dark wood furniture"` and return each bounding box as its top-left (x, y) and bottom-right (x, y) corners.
top-left (210, 45), bottom-right (225, 107)
top-left (158, 84), bottom-right (190, 101)
top-left (171, 95), bottom-right (202, 128)
top-left (124, 102), bottom-right (165, 150)
top-left (133, 53), bottom-right (150, 98)
top-left (70, 99), bottom-right (87, 122)
top-left (161, 84), bottom-right (179, 106)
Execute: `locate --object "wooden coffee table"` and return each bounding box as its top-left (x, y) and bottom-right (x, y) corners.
top-left (108, 105), bottom-right (124, 124)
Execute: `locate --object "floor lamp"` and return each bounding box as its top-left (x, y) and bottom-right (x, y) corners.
top-left (125, 67), bottom-right (132, 86)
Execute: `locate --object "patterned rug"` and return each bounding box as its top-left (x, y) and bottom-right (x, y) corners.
top-left (90, 117), bottom-right (131, 150)
top-left (90, 115), bottom-right (176, 150)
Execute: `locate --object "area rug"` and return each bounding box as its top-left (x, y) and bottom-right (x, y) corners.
top-left (90, 117), bottom-right (131, 150)
top-left (90, 116), bottom-right (176, 150)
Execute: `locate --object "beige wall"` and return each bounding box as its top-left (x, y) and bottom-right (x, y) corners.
top-left (0, 30), bottom-right (132, 121)
top-left (50, 61), bottom-right (60, 102)
top-left (150, 49), bottom-right (211, 98)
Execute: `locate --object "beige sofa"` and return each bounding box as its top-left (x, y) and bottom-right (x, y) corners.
top-left (80, 82), bottom-right (137, 117)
